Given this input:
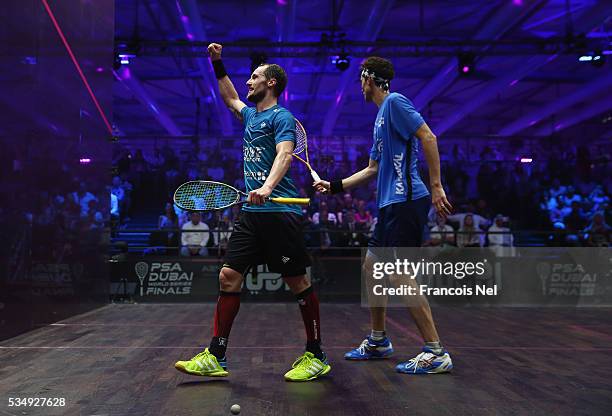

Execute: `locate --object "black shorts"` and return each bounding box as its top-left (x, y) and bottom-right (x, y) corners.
top-left (368, 196), bottom-right (430, 248)
top-left (224, 211), bottom-right (310, 277)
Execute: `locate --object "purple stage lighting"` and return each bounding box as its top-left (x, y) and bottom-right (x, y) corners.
top-left (519, 158), bottom-right (533, 163)
top-left (79, 158), bottom-right (92, 164)
top-left (458, 52), bottom-right (475, 75)
top-left (118, 54), bottom-right (134, 65)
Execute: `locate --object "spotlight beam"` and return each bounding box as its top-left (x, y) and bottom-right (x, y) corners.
top-left (41, 0), bottom-right (113, 135)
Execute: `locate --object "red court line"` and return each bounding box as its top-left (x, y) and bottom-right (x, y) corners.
top-left (41, 0), bottom-right (113, 135)
top-left (41, 323), bottom-right (209, 327)
top-left (568, 325), bottom-right (612, 342)
top-left (2, 346), bottom-right (611, 351)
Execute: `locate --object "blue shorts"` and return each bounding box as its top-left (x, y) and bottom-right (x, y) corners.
top-left (368, 196), bottom-right (430, 248)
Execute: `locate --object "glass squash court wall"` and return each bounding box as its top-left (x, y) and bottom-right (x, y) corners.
top-left (0, 0), bottom-right (114, 340)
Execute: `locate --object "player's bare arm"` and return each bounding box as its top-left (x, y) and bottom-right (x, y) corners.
top-left (248, 140), bottom-right (294, 205)
top-left (208, 43), bottom-right (246, 121)
top-left (313, 158), bottom-right (378, 194)
top-left (415, 122), bottom-right (452, 218)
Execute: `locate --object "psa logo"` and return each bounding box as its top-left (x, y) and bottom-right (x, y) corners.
top-left (536, 262), bottom-right (597, 296)
top-left (134, 262), bottom-right (193, 296)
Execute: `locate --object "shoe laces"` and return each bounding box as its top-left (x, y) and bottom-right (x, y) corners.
top-left (191, 350), bottom-right (218, 368)
top-left (292, 353), bottom-right (314, 369)
top-left (408, 351), bottom-right (436, 372)
top-left (356, 338), bottom-right (371, 355)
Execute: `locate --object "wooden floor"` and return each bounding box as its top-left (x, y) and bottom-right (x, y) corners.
top-left (1, 304), bottom-right (611, 416)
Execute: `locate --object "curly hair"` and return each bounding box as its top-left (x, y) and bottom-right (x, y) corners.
top-left (360, 57), bottom-right (394, 90)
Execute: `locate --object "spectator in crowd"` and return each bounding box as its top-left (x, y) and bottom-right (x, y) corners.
top-left (447, 211), bottom-right (489, 231)
top-left (564, 201), bottom-right (586, 244)
top-left (147, 148), bottom-right (165, 169)
top-left (131, 149), bottom-right (148, 183)
top-left (160, 202), bottom-right (179, 249)
top-left (342, 192), bottom-right (355, 210)
top-left (487, 215), bottom-right (513, 247)
top-left (549, 178), bottom-right (567, 198)
top-left (111, 176), bottom-right (125, 215)
top-left (337, 209), bottom-right (368, 247)
top-left (207, 163), bottom-right (224, 181)
top-left (475, 199), bottom-right (494, 221)
top-left (87, 199), bottom-right (104, 229)
top-left (312, 202), bottom-right (338, 226)
top-left (104, 139), bottom-right (610, 251)
top-left (354, 199), bottom-right (373, 229)
top-left (180, 212), bottom-right (211, 256)
top-left (110, 189), bottom-right (119, 221)
top-left (563, 186), bottom-right (582, 206)
top-left (313, 204), bottom-right (336, 249)
top-left (213, 213), bottom-right (233, 252)
top-left (584, 212), bottom-right (610, 247)
top-left (456, 214), bottom-right (481, 247)
top-left (120, 173), bottom-right (133, 219)
top-left (159, 202), bottom-right (178, 230)
top-left (589, 185), bottom-right (610, 212)
top-left (72, 181), bottom-right (97, 218)
top-left (427, 216), bottom-right (455, 246)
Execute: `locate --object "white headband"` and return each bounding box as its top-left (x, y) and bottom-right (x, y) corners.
top-left (360, 68), bottom-right (390, 91)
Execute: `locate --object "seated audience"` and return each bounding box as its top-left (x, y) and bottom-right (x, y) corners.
top-left (456, 214), bottom-right (482, 247)
top-left (427, 216), bottom-right (455, 246)
top-left (487, 215), bottom-right (513, 247)
top-left (180, 212), bottom-right (211, 256)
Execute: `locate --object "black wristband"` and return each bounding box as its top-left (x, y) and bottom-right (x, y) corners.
top-left (330, 180), bottom-right (344, 195)
top-left (212, 59), bottom-right (227, 79)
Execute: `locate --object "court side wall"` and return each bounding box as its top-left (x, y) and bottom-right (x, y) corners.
top-left (0, 0), bottom-right (114, 341)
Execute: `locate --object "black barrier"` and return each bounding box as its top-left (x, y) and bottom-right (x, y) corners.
top-left (111, 247), bottom-right (611, 306)
top-left (110, 255), bottom-right (363, 303)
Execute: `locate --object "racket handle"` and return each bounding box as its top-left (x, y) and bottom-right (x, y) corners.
top-left (310, 169), bottom-right (321, 182)
top-left (269, 197), bottom-right (310, 206)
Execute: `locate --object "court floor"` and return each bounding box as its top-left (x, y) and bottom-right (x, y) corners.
top-left (1, 303), bottom-right (611, 416)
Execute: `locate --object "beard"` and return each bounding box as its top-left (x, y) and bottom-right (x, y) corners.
top-left (247, 89), bottom-right (265, 103)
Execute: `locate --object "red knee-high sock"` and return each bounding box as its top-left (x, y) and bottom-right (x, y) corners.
top-left (210, 291), bottom-right (240, 358)
top-left (296, 286), bottom-right (321, 344)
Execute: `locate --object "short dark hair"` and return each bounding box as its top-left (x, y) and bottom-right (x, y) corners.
top-left (361, 56), bottom-right (395, 82)
top-left (261, 64), bottom-right (288, 97)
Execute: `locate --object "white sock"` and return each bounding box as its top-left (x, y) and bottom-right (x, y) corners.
top-left (425, 341), bottom-right (443, 355)
top-left (370, 330), bottom-right (385, 341)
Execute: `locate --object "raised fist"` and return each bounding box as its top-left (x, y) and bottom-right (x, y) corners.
top-left (207, 43), bottom-right (222, 60)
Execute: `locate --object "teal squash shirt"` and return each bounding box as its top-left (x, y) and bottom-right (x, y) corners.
top-left (240, 104), bottom-right (301, 215)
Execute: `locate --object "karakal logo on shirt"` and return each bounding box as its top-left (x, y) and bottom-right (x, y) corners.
top-left (393, 153), bottom-right (405, 195)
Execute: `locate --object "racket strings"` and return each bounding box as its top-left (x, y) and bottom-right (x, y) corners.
top-left (294, 125), bottom-right (307, 155)
top-left (293, 120), bottom-right (311, 168)
top-left (175, 182), bottom-right (239, 210)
